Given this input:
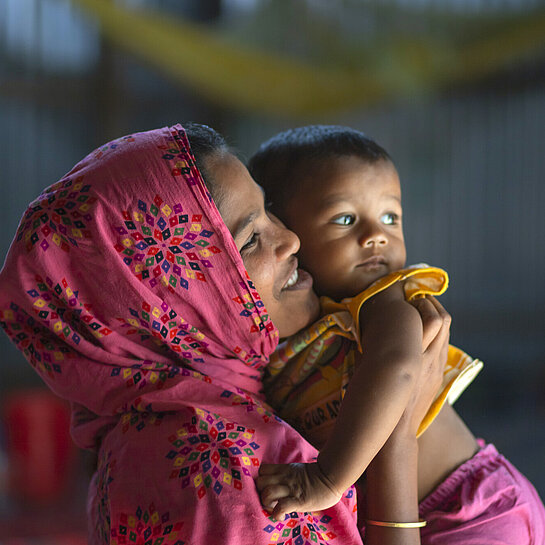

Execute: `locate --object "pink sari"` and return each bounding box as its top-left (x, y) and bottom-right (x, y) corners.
top-left (0, 125), bottom-right (361, 545)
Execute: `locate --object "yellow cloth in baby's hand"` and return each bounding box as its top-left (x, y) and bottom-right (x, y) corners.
top-left (264, 265), bottom-right (483, 447)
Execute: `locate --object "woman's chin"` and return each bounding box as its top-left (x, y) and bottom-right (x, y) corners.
top-left (277, 289), bottom-right (320, 340)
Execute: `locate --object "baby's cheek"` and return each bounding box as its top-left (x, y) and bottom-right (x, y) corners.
top-left (314, 270), bottom-right (349, 300)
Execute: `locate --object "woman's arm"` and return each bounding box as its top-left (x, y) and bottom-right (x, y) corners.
top-left (317, 285), bottom-right (424, 492)
top-left (365, 296), bottom-right (451, 545)
top-left (256, 284), bottom-right (425, 518)
top-left (365, 427), bottom-right (420, 544)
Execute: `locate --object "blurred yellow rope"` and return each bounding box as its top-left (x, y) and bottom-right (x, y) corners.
top-left (72, 0), bottom-right (545, 117)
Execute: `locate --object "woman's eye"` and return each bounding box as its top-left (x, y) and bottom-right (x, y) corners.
top-left (331, 214), bottom-right (355, 226)
top-left (241, 233), bottom-right (259, 252)
top-left (381, 213), bottom-right (399, 225)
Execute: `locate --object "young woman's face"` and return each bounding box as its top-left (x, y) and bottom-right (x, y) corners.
top-left (205, 153), bottom-right (320, 338)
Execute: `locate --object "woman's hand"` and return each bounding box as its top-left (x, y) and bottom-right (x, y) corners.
top-left (403, 295), bottom-right (451, 435)
top-left (255, 462), bottom-right (343, 520)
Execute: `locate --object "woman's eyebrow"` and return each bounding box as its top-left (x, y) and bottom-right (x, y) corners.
top-left (233, 210), bottom-right (259, 240)
top-left (233, 187), bottom-right (266, 239)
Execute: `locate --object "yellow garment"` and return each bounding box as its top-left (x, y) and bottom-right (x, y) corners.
top-left (264, 265), bottom-right (483, 448)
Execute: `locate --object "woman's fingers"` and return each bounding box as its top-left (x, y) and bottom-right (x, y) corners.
top-left (411, 296), bottom-right (451, 350)
top-left (422, 297), bottom-right (451, 358)
top-left (425, 295), bottom-right (451, 326)
top-left (418, 297), bottom-right (451, 398)
top-left (411, 297), bottom-right (441, 349)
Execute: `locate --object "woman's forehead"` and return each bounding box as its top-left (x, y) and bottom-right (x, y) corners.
top-left (207, 154), bottom-right (265, 238)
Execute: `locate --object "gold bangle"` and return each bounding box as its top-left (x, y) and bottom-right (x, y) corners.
top-left (366, 519), bottom-right (427, 528)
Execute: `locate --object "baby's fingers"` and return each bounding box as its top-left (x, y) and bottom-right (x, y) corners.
top-left (256, 464), bottom-right (293, 492)
top-left (259, 463), bottom-right (290, 476)
top-left (259, 483), bottom-right (292, 510)
top-left (272, 496), bottom-right (301, 520)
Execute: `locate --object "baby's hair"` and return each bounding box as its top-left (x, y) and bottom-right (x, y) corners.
top-left (248, 125), bottom-right (391, 217)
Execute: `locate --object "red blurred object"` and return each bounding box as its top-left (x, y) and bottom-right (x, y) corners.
top-left (3, 389), bottom-right (75, 504)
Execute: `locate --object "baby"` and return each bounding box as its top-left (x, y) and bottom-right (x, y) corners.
top-left (248, 125), bottom-right (482, 514)
top-left (248, 126), bottom-right (545, 543)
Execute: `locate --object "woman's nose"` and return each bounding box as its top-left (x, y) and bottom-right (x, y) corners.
top-left (358, 224), bottom-right (388, 247)
top-left (275, 222), bottom-right (301, 260)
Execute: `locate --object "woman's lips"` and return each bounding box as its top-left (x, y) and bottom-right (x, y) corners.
top-left (282, 268), bottom-right (313, 291)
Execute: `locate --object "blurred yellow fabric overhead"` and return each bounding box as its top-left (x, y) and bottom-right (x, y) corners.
top-left (72, 0), bottom-right (545, 117)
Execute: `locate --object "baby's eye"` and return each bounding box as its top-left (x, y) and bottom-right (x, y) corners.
top-left (381, 213), bottom-right (399, 225)
top-left (241, 232), bottom-right (259, 252)
top-left (331, 214), bottom-right (355, 226)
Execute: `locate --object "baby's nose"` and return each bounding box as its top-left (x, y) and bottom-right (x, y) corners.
top-left (359, 226), bottom-right (388, 247)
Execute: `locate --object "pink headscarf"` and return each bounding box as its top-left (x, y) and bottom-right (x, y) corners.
top-left (0, 125), bottom-right (361, 545)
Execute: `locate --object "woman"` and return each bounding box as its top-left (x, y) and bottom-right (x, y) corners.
top-left (0, 123), bottom-right (447, 544)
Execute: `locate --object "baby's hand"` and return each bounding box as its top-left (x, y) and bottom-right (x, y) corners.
top-left (256, 462), bottom-right (343, 519)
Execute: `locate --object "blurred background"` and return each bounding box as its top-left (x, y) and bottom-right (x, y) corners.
top-left (1, 0), bottom-right (544, 541)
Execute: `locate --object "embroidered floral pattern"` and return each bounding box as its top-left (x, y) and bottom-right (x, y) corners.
top-left (232, 274), bottom-right (276, 340)
top-left (16, 175), bottom-right (95, 254)
top-left (262, 510), bottom-right (337, 545)
top-left (0, 275), bottom-right (115, 380)
top-left (166, 409), bottom-right (259, 500)
top-left (115, 298), bottom-right (209, 363)
top-left (220, 389), bottom-right (282, 425)
top-left (114, 194), bottom-right (221, 293)
top-left (110, 504), bottom-right (185, 545)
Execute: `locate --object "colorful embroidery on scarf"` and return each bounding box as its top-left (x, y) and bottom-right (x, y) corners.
top-left (262, 511), bottom-right (337, 544)
top-left (96, 450), bottom-right (115, 544)
top-left (120, 411), bottom-right (166, 434)
top-left (28, 275), bottom-right (112, 340)
top-left (110, 361), bottom-right (173, 391)
top-left (0, 301), bottom-right (74, 378)
top-left (15, 175), bottom-right (95, 254)
top-left (116, 299), bottom-right (208, 361)
top-left (233, 274), bottom-right (277, 342)
top-left (93, 134), bottom-right (136, 160)
top-left (113, 194), bottom-right (221, 293)
top-left (110, 504), bottom-right (185, 545)
top-left (166, 409), bottom-right (260, 499)
top-left (221, 389), bottom-right (282, 424)
top-left (0, 275), bottom-right (116, 380)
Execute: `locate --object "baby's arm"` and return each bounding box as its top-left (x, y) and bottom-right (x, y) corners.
top-left (257, 283), bottom-right (424, 518)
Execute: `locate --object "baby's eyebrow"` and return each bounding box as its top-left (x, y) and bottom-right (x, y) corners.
top-left (383, 194), bottom-right (402, 203)
top-left (315, 193), bottom-right (352, 210)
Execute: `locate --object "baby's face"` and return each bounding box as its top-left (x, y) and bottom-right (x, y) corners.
top-left (283, 156), bottom-right (406, 301)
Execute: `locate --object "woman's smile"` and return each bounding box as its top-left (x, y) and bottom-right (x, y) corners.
top-left (205, 153), bottom-right (320, 337)
top-left (282, 268), bottom-right (313, 292)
